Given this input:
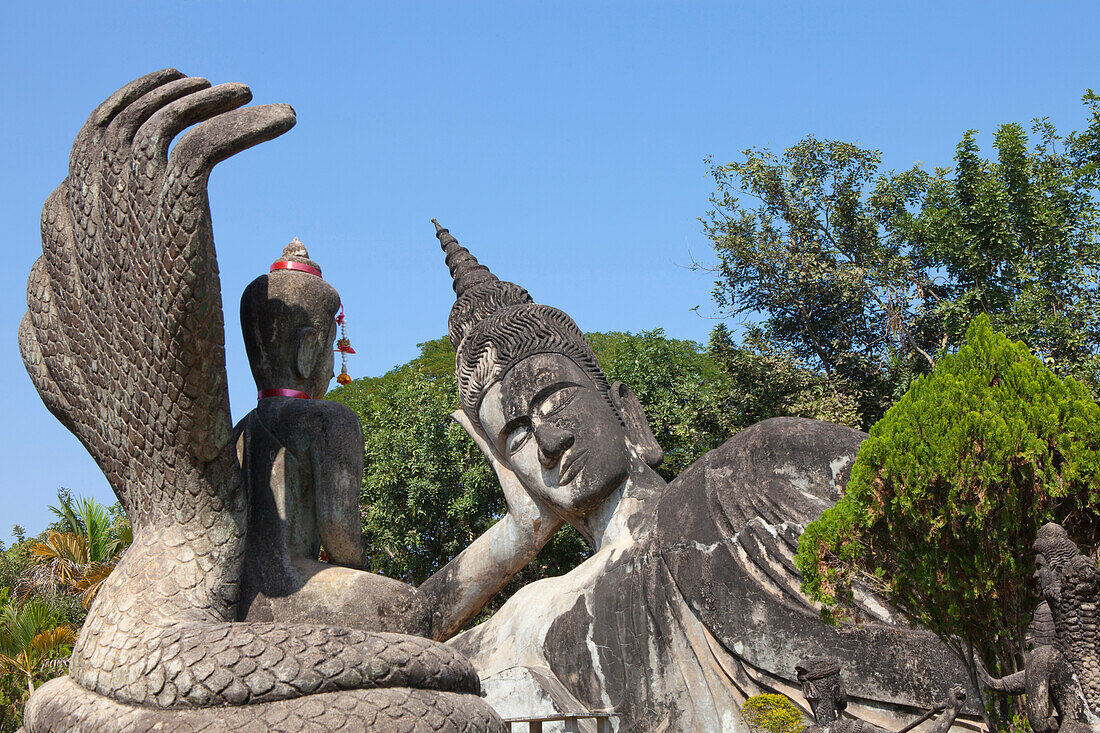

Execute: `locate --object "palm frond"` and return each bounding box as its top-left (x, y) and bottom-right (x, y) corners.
top-left (31, 625), bottom-right (75, 656)
top-left (27, 531), bottom-right (87, 591)
top-left (110, 517), bottom-right (133, 557)
top-left (76, 561), bottom-right (117, 608)
top-left (0, 650), bottom-right (27, 677)
top-left (28, 531), bottom-right (87, 564)
top-left (76, 497), bottom-right (114, 563)
top-left (0, 597), bottom-right (54, 660)
top-left (48, 492), bottom-right (83, 536)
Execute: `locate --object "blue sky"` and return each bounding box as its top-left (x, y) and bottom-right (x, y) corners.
top-left (1, 1), bottom-right (1097, 542)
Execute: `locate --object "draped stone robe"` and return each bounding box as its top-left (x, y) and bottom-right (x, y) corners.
top-left (451, 418), bottom-right (980, 732)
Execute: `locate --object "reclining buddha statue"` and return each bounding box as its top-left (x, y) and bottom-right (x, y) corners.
top-left (432, 221), bottom-right (978, 732)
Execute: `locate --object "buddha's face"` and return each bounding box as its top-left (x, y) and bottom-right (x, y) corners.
top-left (478, 353), bottom-right (632, 521)
top-left (1034, 552), bottom-right (1056, 593)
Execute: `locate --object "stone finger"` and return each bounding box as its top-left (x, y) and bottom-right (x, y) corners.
top-left (168, 103), bottom-right (296, 178)
top-left (135, 83), bottom-right (255, 168)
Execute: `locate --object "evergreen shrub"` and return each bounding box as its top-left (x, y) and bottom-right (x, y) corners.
top-left (740, 694), bottom-right (806, 733)
top-left (795, 315), bottom-right (1100, 680)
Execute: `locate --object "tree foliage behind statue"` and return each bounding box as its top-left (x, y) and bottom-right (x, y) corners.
top-left (328, 329), bottom-right (851, 617)
top-left (701, 91), bottom-right (1100, 427)
top-left (795, 316), bottom-right (1100, 707)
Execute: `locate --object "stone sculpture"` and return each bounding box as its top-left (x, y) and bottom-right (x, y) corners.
top-left (235, 239), bottom-right (554, 641)
top-left (235, 238), bottom-right (419, 633)
top-left (432, 221), bottom-right (980, 732)
top-left (796, 657), bottom-right (966, 733)
top-left (17, 70), bottom-right (504, 732)
top-left (977, 523), bottom-right (1096, 733)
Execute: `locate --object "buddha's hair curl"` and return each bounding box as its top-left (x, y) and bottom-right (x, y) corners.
top-left (1034, 522), bottom-right (1080, 572)
top-left (449, 280), bottom-right (533, 350)
top-left (456, 303), bottom-right (618, 431)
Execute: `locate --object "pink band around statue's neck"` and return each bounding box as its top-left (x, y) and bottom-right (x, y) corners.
top-left (258, 388), bottom-right (312, 401)
top-left (270, 261), bottom-right (323, 278)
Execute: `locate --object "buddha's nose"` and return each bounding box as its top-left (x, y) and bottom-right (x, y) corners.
top-left (534, 421), bottom-right (574, 467)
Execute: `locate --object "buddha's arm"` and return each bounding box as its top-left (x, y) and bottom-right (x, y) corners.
top-left (314, 406), bottom-right (370, 570)
top-left (417, 410), bottom-right (564, 641)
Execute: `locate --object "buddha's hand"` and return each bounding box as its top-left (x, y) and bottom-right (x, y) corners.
top-left (452, 409), bottom-right (562, 543)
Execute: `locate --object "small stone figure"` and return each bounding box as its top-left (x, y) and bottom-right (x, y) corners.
top-left (796, 657), bottom-right (966, 733)
top-left (1034, 523), bottom-right (1100, 714)
top-left (977, 523), bottom-right (1094, 733)
top-left (235, 239), bottom-right (430, 633)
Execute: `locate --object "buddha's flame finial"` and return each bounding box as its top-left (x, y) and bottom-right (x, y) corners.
top-left (433, 218), bottom-right (497, 297)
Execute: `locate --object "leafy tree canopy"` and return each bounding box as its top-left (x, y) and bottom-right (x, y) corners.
top-left (795, 316), bottom-right (1100, 701)
top-left (701, 91), bottom-right (1100, 426)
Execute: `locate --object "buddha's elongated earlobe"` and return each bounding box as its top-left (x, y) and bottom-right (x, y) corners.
top-left (610, 382), bottom-right (663, 468)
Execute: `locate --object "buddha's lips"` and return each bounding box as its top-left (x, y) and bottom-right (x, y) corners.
top-left (558, 448), bottom-right (588, 487)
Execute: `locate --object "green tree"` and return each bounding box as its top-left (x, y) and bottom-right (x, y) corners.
top-left (918, 101), bottom-right (1100, 387)
top-left (707, 324), bottom-right (861, 430)
top-left (794, 316), bottom-right (1100, 721)
top-left (701, 92), bottom-right (1100, 424)
top-left (589, 329), bottom-right (738, 478)
top-left (701, 137), bottom-right (934, 425)
top-left (0, 541), bottom-right (31, 605)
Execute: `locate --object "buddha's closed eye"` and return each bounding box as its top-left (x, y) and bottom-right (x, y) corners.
top-left (535, 385), bottom-right (580, 419)
top-left (505, 423), bottom-right (531, 455)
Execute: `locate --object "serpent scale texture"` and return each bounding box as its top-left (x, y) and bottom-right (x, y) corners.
top-left (26, 677), bottom-right (502, 733)
top-left (18, 69), bottom-right (505, 732)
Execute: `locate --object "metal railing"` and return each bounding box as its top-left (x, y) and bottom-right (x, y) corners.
top-left (503, 713), bottom-right (615, 732)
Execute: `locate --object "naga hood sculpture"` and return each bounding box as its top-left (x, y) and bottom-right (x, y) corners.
top-left (18, 70), bottom-right (503, 733)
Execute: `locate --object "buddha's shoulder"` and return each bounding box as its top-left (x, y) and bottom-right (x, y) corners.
top-left (658, 418), bottom-right (867, 536)
top-left (678, 417), bottom-right (865, 484)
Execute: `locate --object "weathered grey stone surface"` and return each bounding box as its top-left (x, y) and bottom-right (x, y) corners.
top-left (797, 656), bottom-right (966, 733)
top-left (18, 70), bottom-right (504, 732)
top-left (433, 222), bottom-right (982, 732)
top-left (977, 523), bottom-right (1096, 733)
top-left (235, 241), bottom-right (432, 636)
